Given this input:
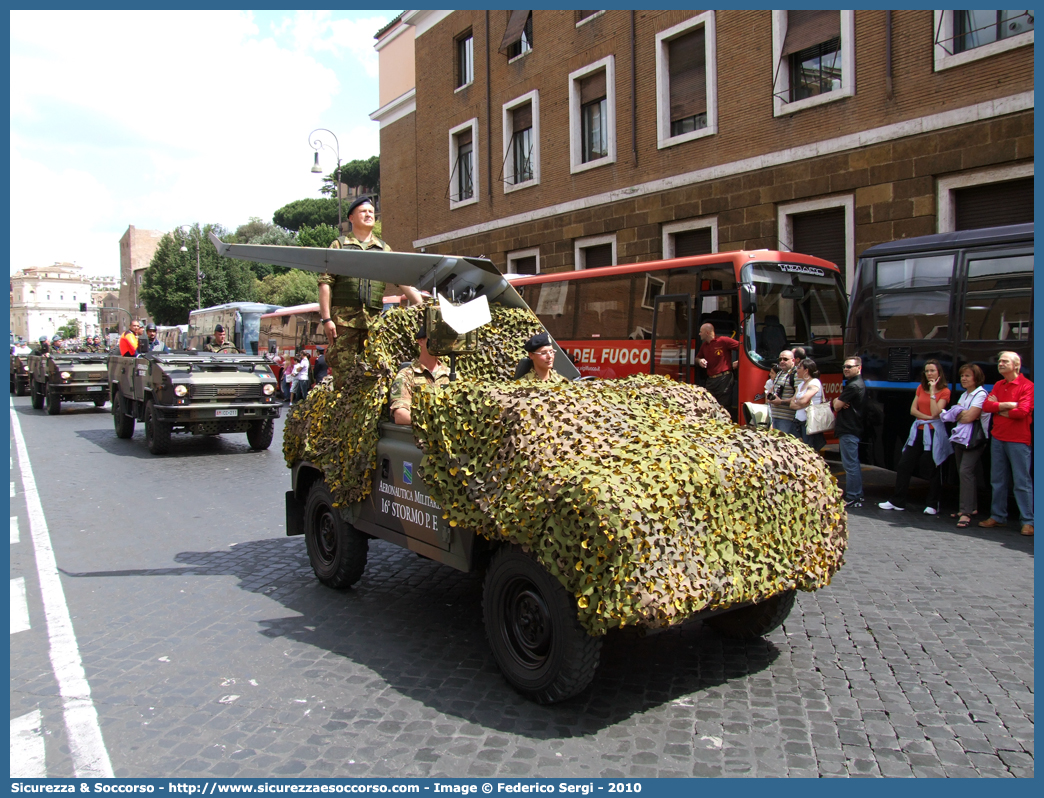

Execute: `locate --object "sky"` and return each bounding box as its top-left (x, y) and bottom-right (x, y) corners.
top-left (10, 9), bottom-right (397, 279)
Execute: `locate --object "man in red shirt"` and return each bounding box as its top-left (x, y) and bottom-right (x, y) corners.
top-left (695, 322), bottom-right (740, 414)
top-left (979, 351), bottom-right (1033, 536)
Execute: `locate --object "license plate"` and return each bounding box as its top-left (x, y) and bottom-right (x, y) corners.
top-left (87, 386), bottom-right (103, 392)
top-left (215, 409), bottom-right (238, 418)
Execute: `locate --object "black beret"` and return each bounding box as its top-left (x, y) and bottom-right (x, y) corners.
top-left (347, 195), bottom-right (374, 217)
top-left (524, 331), bottom-right (551, 352)
top-left (214, 324), bottom-right (225, 333)
top-left (415, 325), bottom-right (427, 340)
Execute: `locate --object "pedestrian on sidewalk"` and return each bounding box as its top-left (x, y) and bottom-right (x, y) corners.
top-left (832, 356), bottom-right (866, 508)
top-left (939, 364), bottom-right (991, 529)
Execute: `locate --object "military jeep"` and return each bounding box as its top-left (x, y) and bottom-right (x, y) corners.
top-left (214, 235), bottom-right (846, 704)
top-left (108, 352), bottom-right (282, 454)
top-left (27, 352), bottom-right (109, 414)
top-left (10, 353), bottom-right (31, 396)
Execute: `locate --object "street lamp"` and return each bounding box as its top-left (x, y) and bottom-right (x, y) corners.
top-left (179, 225), bottom-right (202, 310)
top-left (308, 128), bottom-right (342, 235)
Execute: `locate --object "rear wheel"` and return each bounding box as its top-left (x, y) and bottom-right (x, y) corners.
top-left (246, 418), bottom-right (274, 450)
top-left (45, 387), bottom-right (61, 415)
top-left (16, 379), bottom-right (27, 397)
top-left (30, 381), bottom-right (44, 410)
top-left (483, 545), bottom-right (602, 704)
top-left (112, 392), bottom-right (135, 439)
top-left (304, 480), bottom-right (368, 589)
top-left (9, 373), bottom-right (14, 394)
top-left (144, 399), bottom-right (171, 455)
top-left (706, 590), bottom-right (796, 640)
top-left (93, 396), bottom-right (106, 408)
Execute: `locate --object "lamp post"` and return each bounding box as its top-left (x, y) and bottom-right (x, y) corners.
top-left (179, 225), bottom-right (202, 310)
top-left (309, 128), bottom-right (342, 235)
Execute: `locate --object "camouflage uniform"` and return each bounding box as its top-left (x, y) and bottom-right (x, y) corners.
top-left (320, 232), bottom-right (391, 384)
top-left (388, 359), bottom-right (451, 420)
top-left (518, 368), bottom-right (566, 383)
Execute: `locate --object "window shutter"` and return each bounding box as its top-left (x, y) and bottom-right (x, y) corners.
top-left (668, 28), bottom-right (707, 122)
top-left (579, 70), bottom-right (607, 105)
top-left (955, 178), bottom-right (1034, 230)
top-left (781, 10), bottom-right (840, 56)
top-left (583, 243), bottom-right (613, 269)
top-left (499, 10), bottom-right (531, 53)
top-left (512, 256), bottom-right (537, 275)
top-left (792, 208), bottom-right (845, 286)
top-left (512, 102), bottom-right (532, 133)
top-left (673, 228), bottom-right (713, 258)
top-left (456, 128), bottom-right (472, 147)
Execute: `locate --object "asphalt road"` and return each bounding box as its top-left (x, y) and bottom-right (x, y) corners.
top-left (9, 393), bottom-right (1034, 778)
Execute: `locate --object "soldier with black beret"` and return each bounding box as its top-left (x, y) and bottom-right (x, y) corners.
top-left (206, 324), bottom-right (240, 353)
top-left (516, 331), bottom-right (565, 382)
top-left (388, 324), bottom-right (450, 426)
top-left (317, 195), bottom-right (423, 386)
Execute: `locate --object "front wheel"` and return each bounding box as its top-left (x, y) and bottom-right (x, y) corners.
top-left (246, 418), bottom-right (274, 450)
top-left (93, 396), bottom-right (106, 408)
top-left (705, 590), bottom-right (796, 640)
top-left (30, 381), bottom-right (44, 410)
top-left (483, 545), bottom-right (602, 704)
top-left (304, 480), bottom-right (368, 589)
top-left (144, 399), bottom-right (171, 455)
top-left (112, 392), bottom-right (135, 439)
top-left (45, 388), bottom-right (61, 415)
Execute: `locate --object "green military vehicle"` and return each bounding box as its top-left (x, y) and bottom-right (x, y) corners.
top-left (214, 235), bottom-right (848, 704)
top-left (27, 352), bottom-right (109, 414)
top-left (10, 349), bottom-right (31, 396)
top-left (108, 351), bottom-right (282, 455)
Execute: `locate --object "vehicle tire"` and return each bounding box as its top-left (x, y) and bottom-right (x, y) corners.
top-left (45, 388), bottom-right (61, 415)
top-left (113, 393), bottom-right (135, 439)
top-left (30, 381), bottom-right (44, 410)
top-left (705, 590), bottom-right (796, 640)
top-left (144, 399), bottom-right (171, 455)
top-left (16, 380), bottom-right (27, 397)
top-left (304, 480), bottom-right (368, 589)
top-left (483, 545), bottom-right (602, 704)
top-left (246, 418), bottom-right (274, 450)
top-left (93, 396), bottom-right (107, 408)
top-left (9, 373), bottom-right (14, 394)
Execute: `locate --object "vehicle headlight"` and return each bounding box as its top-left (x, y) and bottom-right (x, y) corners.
top-left (60, 371), bottom-right (72, 379)
top-left (174, 385), bottom-right (188, 397)
top-left (262, 383), bottom-right (275, 396)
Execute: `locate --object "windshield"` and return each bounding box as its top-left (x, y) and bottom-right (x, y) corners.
top-left (242, 313), bottom-right (261, 355)
top-left (742, 262), bottom-right (848, 369)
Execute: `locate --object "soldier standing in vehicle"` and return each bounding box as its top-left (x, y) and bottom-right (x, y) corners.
top-left (145, 323), bottom-right (170, 353)
top-left (33, 336), bottom-right (50, 356)
top-left (206, 324), bottom-right (240, 353)
top-left (516, 332), bottom-right (565, 383)
top-left (388, 325), bottom-right (450, 426)
top-left (317, 195), bottom-right (423, 386)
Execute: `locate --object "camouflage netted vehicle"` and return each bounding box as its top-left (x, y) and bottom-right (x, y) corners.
top-left (214, 237), bottom-right (847, 704)
top-left (27, 352), bottom-right (109, 414)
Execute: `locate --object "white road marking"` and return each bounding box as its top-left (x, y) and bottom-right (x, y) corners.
top-left (10, 710), bottom-right (46, 777)
top-left (12, 515), bottom-right (20, 544)
top-left (9, 400), bottom-right (114, 777)
top-left (11, 577), bottom-right (30, 634)
top-left (10, 481), bottom-right (15, 498)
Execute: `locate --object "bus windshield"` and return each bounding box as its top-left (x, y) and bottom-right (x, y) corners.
top-left (742, 262), bottom-right (847, 367)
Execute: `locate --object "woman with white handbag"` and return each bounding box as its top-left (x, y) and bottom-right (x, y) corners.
top-left (790, 358), bottom-right (831, 451)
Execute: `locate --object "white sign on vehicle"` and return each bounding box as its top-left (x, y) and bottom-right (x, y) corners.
top-left (87, 386), bottom-right (103, 392)
top-left (214, 409), bottom-right (237, 417)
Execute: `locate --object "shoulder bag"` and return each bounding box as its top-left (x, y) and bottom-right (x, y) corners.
top-left (804, 385), bottom-right (835, 435)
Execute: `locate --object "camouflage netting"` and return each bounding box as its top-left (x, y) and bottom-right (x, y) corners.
top-left (285, 302), bottom-right (847, 635)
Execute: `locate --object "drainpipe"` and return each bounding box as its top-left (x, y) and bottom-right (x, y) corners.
top-left (486, 10), bottom-right (493, 205)
top-left (631, 11), bottom-right (637, 166)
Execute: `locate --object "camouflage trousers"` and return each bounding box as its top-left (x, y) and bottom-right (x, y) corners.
top-left (325, 325), bottom-right (368, 388)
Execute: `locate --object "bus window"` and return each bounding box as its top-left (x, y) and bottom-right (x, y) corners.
top-left (873, 254), bottom-right (955, 340)
top-left (576, 275), bottom-right (632, 339)
top-left (963, 254), bottom-right (1033, 341)
top-left (532, 282), bottom-right (578, 341)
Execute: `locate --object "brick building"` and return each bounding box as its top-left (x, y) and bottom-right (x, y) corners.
top-left (371, 10), bottom-right (1033, 292)
top-left (119, 225), bottom-right (164, 327)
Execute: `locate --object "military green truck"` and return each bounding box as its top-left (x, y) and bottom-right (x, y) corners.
top-left (214, 235), bottom-right (848, 704)
top-left (27, 352), bottom-right (110, 414)
top-left (108, 351), bottom-right (282, 454)
top-left (10, 351), bottom-right (31, 396)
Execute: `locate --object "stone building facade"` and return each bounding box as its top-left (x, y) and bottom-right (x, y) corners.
top-left (10, 264), bottom-right (99, 342)
top-left (371, 10), bottom-right (1033, 292)
top-left (119, 225), bottom-right (164, 327)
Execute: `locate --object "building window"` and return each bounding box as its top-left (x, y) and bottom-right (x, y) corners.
top-left (448, 118), bottom-right (479, 209)
top-left (655, 11), bottom-right (717, 148)
top-left (662, 217), bottom-right (718, 259)
top-left (934, 10), bottom-right (1035, 71)
top-left (456, 31), bottom-right (474, 88)
top-left (772, 10), bottom-right (854, 116)
top-left (569, 56), bottom-right (615, 173)
top-left (936, 162), bottom-right (1034, 232)
top-left (574, 234), bottom-right (617, 270)
top-left (576, 11), bottom-right (603, 26)
top-left (777, 195), bottom-right (855, 292)
top-left (500, 11), bottom-right (532, 60)
top-left (507, 247), bottom-right (540, 275)
top-left (502, 92), bottom-right (539, 192)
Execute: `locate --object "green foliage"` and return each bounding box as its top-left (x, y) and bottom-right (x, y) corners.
top-left (256, 270), bottom-right (319, 306)
top-left (285, 302), bottom-right (847, 636)
top-left (297, 224), bottom-right (339, 249)
top-left (272, 198), bottom-right (341, 231)
top-left (328, 155), bottom-right (380, 196)
top-left (242, 226), bottom-right (297, 280)
top-left (56, 319), bottom-right (80, 339)
top-left (233, 217), bottom-right (275, 243)
top-left (140, 224), bottom-right (259, 325)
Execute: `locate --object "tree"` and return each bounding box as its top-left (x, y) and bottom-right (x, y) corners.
top-left (57, 319), bottom-right (80, 339)
top-left (272, 198), bottom-right (341, 231)
top-left (234, 217), bottom-right (277, 243)
top-left (297, 224), bottom-right (338, 249)
top-left (256, 270), bottom-right (319, 307)
top-left (325, 155), bottom-right (380, 197)
top-left (242, 226), bottom-right (298, 280)
top-left (140, 224), bottom-right (259, 325)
